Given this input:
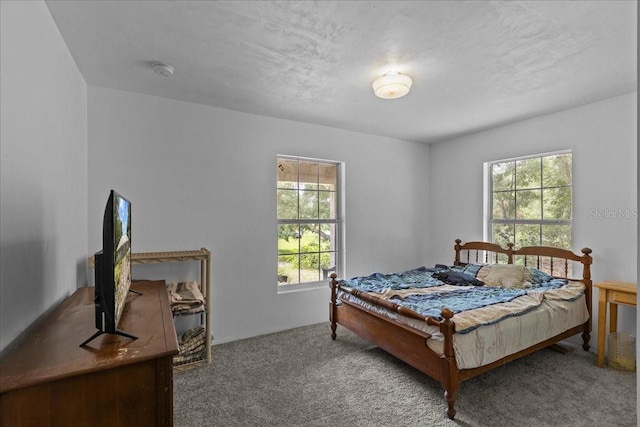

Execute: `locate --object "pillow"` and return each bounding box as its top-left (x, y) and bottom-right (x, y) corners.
top-left (433, 271), bottom-right (485, 286)
top-left (476, 264), bottom-right (532, 288)
top-left (450, 263), bottom-right (485, 277)
top-left (528, 267), bottom-right (554, 284)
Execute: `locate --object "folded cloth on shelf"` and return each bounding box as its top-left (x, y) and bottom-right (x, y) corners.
top-left (173, 348), bottom-right (205, 365)
top-left (174, 326), bottom-right (208, 365)
top-left (167, 281), bottom-right (205, 315)
top-left (179, 326), bottom-right (206, 352)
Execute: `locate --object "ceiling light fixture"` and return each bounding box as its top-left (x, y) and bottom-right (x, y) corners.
top-left (372, 72), bottom-right (412, 99)
top-left (152, 62), bottom-right (175, 77)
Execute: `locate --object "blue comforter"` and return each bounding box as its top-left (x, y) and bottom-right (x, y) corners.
top-left (338, 266), bottom-right (571, 333)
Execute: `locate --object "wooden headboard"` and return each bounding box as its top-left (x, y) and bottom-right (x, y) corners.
top-left (454, 239), bottom-right (593, 334)
top-left (454, 240), bottom-right (515, 265)
top-left (454, 238), bottom-right (592, 283)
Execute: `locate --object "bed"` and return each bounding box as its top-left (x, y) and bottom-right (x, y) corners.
top-left (329, 239), bottom-right (593, 419)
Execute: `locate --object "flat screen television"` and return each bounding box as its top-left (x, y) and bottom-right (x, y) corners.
top-left (81, 190), bottom-right (138, 346)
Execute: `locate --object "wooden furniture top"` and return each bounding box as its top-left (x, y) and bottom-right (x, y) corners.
top-left (594, 281), bottom-right (637, 295)
top-left (0, 280), bottom-right (178, 394)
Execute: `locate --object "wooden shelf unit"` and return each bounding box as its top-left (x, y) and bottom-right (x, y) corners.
top-left (89, 248), bottom-right (212, 367)
top-left (133, 249), bottom-right (212, 367)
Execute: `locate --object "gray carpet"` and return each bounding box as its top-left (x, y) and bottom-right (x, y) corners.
top-left (174, 323), bottom-right (637, 427)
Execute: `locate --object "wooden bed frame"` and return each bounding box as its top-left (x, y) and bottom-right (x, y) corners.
top-left (329, 239), bottom-right (593, 419)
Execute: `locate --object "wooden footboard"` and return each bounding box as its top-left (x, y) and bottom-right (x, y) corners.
top-left (329, 240), bottom-right (593, 420)
top-left (330, 277), bottom-right (460, 418)
top-left (330, 278), bottom-right (446, 379)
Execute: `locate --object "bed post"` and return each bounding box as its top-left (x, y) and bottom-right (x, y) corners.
top-left (580, 247), bottom-right (593, 351)
top-left (506, 242), bottom-right (515, 264)
top-left (454, 239), bottom-right (462, 265)
top-left (329, 273), bottom-right (339, 340)
top-left (428, 308), bottom-right (458, 419)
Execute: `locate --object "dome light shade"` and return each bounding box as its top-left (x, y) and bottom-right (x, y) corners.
top-left (372, 72), bottom-right (412, 99)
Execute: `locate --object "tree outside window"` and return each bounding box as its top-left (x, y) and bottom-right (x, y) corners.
top-left (277, 156), bottom-right (341, 286)
top-left (489, 152), bottom-right (572, 250)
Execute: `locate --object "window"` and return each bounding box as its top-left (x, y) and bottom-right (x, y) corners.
top-left (277, 156), bottom-right (342, 287)
top-left (487, 151), bottom-right (572, 249)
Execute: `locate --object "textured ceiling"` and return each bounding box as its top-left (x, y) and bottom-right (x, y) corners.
top-left (45, 1), bottom-right (637, 144)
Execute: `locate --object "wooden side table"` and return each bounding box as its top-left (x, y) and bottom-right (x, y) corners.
top-left (594, 281), bottom-right (637, 367)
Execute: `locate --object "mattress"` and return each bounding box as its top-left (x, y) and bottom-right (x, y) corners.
top-left (338, 290), bottom-right (589, 370)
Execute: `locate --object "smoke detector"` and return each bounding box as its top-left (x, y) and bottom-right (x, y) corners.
top-left (152, 62), bottom-right (175, 77)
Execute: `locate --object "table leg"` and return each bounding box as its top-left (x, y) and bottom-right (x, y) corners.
top-left (609, 303), bottom-right (618, 333)
top-left (597, 290), bottom-right (607, 367)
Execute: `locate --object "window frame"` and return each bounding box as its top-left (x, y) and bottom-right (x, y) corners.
top-left (276, 154), bottom-right (345, 293)
top-left (484, 150), bottom-right (573, 249)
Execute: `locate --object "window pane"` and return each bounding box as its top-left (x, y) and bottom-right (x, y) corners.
top-left (277, 159), bottom-right (298, 188)
top-left (299, 190), bottom-right (319, 219)
top-left (319, 191), bottom-right (336, 220)
top-left (320, 224), bottom-right (335, 265)
top-left (299, 253), bottom-right (320, 282)
top-left (541, 224), bottom-right (571, 249)
top-left (285, 268), bottom-right (300, 285)
top-left (278, 255), bottom-right (295, 284)
top-left (319, 163), bottom-right (337, 187)
top-left (298, 160), bottom-right (319, 185)
top-left (492, 191), bottom-right (515, 219)
top-left (515, 158), bottom-right (541, 189)
top-left (299, 228), bottom-right (320, 254)
top-left (277, 189), bottom-right (298, 219)
top-left (516, 189), bottom-right (541, 219)
top-left (543, 187), bottom-right (572, 220)
top-left (492, 223), bottom-right (514, 248)
top-left (492, 162), bottom-right (515, 191)
top-left (543, 154), bottom-right (572, 187)
top-left (278, 224), bottom-right (300, 255)
top-left (515, 224), bottom-right (541, 247)
top-left (319, 223), bottom-right (334, 249)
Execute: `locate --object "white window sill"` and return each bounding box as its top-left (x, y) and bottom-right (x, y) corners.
top-left (277, 280), bottom-right (329, 294)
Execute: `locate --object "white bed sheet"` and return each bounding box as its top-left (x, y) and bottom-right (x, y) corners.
top-left (338, 290), bottom-right (589, 370)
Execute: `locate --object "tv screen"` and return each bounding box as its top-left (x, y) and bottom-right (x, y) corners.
top-left (81, 190), bottom-right (136, 346)
top-left (111, 190), bottom-right (132, 330)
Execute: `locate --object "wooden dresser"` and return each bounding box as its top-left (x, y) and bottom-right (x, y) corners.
top-left (0, 280), bottom-right (179, 426)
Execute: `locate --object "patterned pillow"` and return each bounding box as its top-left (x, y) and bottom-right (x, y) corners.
top-left (433, 270), bottom-right (485, 286)
top-left (528, 267), bottom-right (554, 284)
top-left (450, 263), bottom-right (485, 277)
top-left (476, 264), bottom-right (532, 288)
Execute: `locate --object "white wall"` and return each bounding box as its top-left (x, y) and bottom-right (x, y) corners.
top-left (428, 93), bottom-right (638, 341)
top-left (2, 1), bottom-right (634, 361)
top-left (0, 1), bottom-right (88, 353)
top-left (88, 86), bottom-right (430, 343)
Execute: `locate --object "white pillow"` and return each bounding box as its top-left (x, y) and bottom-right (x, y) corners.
top-left (476, 264), bottom-right (532, 288)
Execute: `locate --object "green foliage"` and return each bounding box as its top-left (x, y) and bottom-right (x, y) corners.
top-left (491, 153), bottom-right (572, 248)
top-left (296, 240), bottom-right (331, 269)
top-left (277, 184), bottom-right (334, 222)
